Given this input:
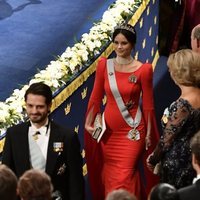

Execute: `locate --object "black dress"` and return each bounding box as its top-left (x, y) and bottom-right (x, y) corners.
top-left (149, 98), bottom-right (200, 188)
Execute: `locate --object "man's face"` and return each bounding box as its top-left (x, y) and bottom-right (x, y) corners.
top-left (191, 26), bottom-right (200, 52)
top-left (191, 31), bottom-right (197, 51)
top-left (25, 93), bottom-right (51, 125)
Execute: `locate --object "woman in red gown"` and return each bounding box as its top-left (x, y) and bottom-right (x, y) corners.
top-left (84, 24), bottom-right (159, 200)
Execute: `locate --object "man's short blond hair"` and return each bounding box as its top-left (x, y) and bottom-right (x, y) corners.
top-left (192, 24), bottom-right (200, 40)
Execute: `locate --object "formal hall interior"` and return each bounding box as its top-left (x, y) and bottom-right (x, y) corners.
top-left (0, 0), bottom-right (199, 200)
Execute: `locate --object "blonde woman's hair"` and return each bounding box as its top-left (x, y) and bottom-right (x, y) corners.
top-left (167, 49), bottom-right (200, 88)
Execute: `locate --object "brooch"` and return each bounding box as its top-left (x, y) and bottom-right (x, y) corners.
top-left (128, 74), bottom-right (137, 83)
top-left (127, 128), bottom-right (140, 141)
top-left (109, 72), bottom-right (113, 76)
top-left (162, 107), bottom-right (169, 124)
top-left (125, 100), bottom-right (134, 110)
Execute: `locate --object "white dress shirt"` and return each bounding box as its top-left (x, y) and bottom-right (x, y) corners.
top-left (192, 174), bottom-right (200, 184)
top-left (29, 120), bottom-right (50, 161)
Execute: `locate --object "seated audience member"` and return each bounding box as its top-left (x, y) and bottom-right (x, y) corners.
top-left (148, 183), bottom-right (179, 200)
top-left (178, 130), bottom-right (200, 200)
top-left (18, 169), bottom-right (53, 200)
top-left (191, 24), bottom-right (200, 53)
top-left (105, 189), bottom-right (137, 200)
top-left (0, 164), bottom-right (18, 200)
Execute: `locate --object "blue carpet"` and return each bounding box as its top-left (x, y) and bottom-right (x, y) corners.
top-left (0, 0), bottom-right (114, 101)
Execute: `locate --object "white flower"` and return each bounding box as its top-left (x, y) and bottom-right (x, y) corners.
top-left (0, 0), bottom-right (142, 135)
top-left (0, 103), bottom-right (10, 123)
top-left (0, 102), bottom-right (22, 130)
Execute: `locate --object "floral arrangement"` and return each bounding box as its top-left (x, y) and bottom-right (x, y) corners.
top-left (0, 0), bottom-right (142, 136)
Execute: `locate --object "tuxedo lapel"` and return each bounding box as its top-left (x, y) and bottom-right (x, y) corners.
top-left (15, 122), bottom-right (31, 174)
top-left (45, 122), bottom-right (63, 175)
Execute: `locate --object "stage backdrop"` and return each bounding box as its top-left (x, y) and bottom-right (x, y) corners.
top-left (0, 0), bottom-right (159, 198)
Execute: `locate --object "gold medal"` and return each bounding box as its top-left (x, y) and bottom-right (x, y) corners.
top-left (53, 142), bottom-right (64, 152)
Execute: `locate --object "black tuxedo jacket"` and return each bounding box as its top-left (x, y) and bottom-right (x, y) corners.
top-left (178, 179), bottom-right (200, 200)
top-left (2, 120), bottom-right (85, 200)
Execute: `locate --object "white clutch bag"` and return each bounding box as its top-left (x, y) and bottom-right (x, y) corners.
top-left (92, 113), bottom-right (106, 143)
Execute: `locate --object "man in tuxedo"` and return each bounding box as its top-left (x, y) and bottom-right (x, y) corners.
top-left (178, 130), bottom-right (200, 200)
top-left (2, 82), bottom-right (85, 200)
top-left (191, 24), bottom-right (200, 54)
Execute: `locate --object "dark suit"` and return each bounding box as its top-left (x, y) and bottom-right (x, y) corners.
top-left (178, 179), bottom-right (200, 200)
top-left (2, 120), bottom-right (85, 200)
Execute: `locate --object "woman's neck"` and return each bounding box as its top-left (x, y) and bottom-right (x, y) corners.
top-left (180, 85), bottom-right (200, 97)
top-left (115, 56), bottom-right (134, 65)
top-left (180, 85), bottom-right (200, 108)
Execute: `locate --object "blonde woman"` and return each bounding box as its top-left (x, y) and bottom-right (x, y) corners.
top-left (147, 49), bottom-right (200, 188)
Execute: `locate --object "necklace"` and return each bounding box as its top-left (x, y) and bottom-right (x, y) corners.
top-left (115, 56), bottom-right (134, 65)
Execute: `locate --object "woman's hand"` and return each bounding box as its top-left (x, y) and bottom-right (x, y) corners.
top-left (85, 108), bottom-right (95, 136)
top-left (146, 153), bottom-right (155, 172)
top-left (145, 135), bottom-right (151, 150)
top-left (85, 123), bottom-right (95, 135)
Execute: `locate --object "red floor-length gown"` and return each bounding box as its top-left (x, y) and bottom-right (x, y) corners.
top-left (84, 57), bottom-right (159, 200)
